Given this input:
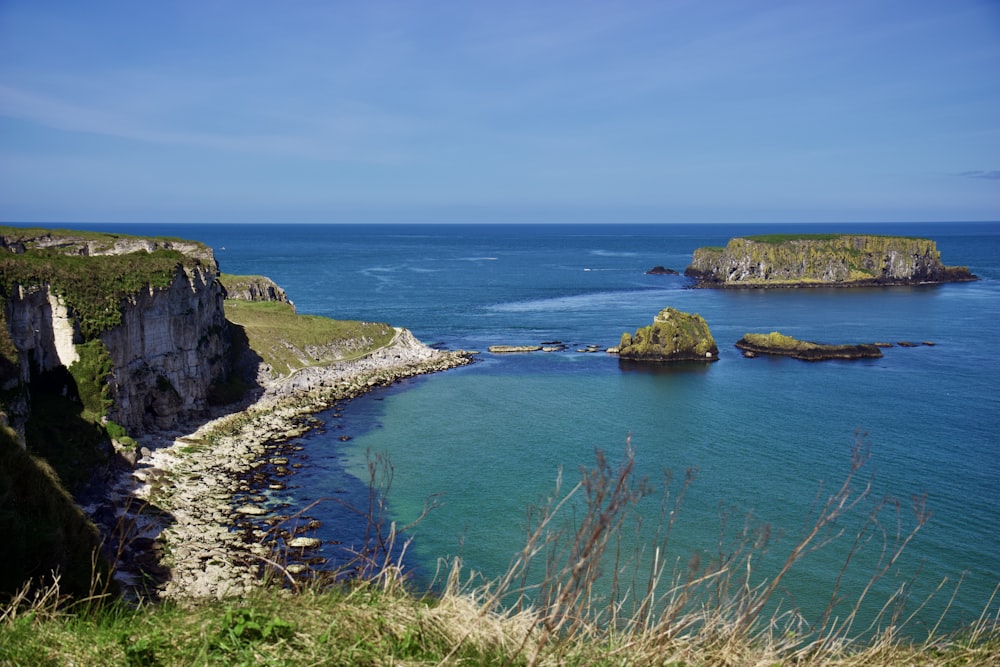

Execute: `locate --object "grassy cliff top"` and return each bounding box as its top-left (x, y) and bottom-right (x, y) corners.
top-left (224, 300), bottom-right (396, 378)
top-left (1, 245), bottom-right (191, 340)
top-left (1, 226), bottom-right (215, 340)
top-left (741, 233), bottom-right (931, 244)
top-left (0, 225), bottom-right (210, 257)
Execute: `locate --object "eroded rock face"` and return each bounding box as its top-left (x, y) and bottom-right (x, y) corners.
top-left (101, 265), bottom-right (230, 433)
top-left (2, 231), bottom-right (232, 435)
top-left (6, 230), bottom-right (215, 264)
top-left (617, 307), bottom-right (719, 362)
top-left (219, 274), bottom-right (291, 305)
top-left (685, 235), bottom-right (977, 287)
top-left (2, 286), bottom-right (81, 388)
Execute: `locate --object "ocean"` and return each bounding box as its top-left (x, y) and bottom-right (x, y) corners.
top-left (23, 221), bottom-right (1000, 632)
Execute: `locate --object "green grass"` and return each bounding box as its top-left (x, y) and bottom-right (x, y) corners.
top-left (0, 225), bottom-right (206, 252)
top-left (223, 300), bottom-right (396, 378)
top-left (0, 425), bottom-right (108, 599)
top-left (742, 331), bottom-right (822, 351)
top-left (0, 246), bottom-right (196, 339)
top-left (3, 446), bottom-right (998, 666)
top-left (2, 443), bottom-right (998, 666)
top-left (737, 331), bottom-right (883, 361)
top-left (618, 308), bottom-right (718, 360)
top-left (743, 233), bottom-right (929, 244)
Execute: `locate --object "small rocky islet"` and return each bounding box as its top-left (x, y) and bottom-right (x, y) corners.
top-left (617, 307), bottom-right (719, 362)
top-left (734, 332), bottom-right (884, 361)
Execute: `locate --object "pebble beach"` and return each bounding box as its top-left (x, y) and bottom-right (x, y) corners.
top-left (111, 329), bottom-right (471, 600)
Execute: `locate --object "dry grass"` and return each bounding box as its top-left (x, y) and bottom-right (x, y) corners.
top-left (3, 440), bottom-right (998, 666)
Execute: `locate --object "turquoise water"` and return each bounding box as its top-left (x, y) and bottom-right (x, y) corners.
top-left (43, 221), bottom-right (1000, 631)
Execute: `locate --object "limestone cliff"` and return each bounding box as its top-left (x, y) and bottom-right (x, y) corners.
top-left (99, 265), bottom-right (230, 432)
top-left (218, 274), bottom-right (292, 306)
top-left (1, 227), bottom-right (231, 437)
top-left (617, 307), bottom-right (719, 362)
top-left (684, 234), bottom-right (977, 287)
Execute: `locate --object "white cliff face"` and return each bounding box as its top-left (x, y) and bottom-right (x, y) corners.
top-left (101, 266), bottom-right (230, 433)
top-left (2, 285), bottom-right (81, 388)
top-left (49, 292), bottom-right (80, 368)
top-left (2, 263), bottom-right (231, 434)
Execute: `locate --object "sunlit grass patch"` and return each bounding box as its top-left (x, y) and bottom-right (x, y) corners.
top-left (223, 300), bottom-right (395, 377)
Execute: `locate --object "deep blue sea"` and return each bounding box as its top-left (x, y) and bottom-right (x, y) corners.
top-left (22, 221), bottom-right (1000, 632)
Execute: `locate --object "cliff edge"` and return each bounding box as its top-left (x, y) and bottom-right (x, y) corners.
top-left (1, 227), bottom-right (231, 439)
top-left (684, 234), bottom-right (977, 287)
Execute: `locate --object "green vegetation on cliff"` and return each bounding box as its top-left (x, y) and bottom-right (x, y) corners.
top-left (0, 424), bottom-right (109, 599)
top-left (736, 331), bottom-right (883, 361)
top-left (224, 299), bottom-right (396, 378)
top-left (1, 226), bottom-right (208, 339)
top-left (618, 307), bottom-right (718, 361)
top-left (218, 273), bottom-right (290, 303)
top-left (743, 232), bottom-right (924, 244)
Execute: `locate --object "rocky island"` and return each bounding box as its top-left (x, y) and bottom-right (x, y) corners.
top-left (645, 265), bottom-right (679, 275)
top-left (616, 307), bottom-right (719, 362)
top-left (735, 331), bottom-right (883, 361)
top-left (684, 234), bottom-right (977, 287)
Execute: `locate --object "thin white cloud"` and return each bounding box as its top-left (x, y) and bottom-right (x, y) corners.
top-left (960, 170), bottom-right (1000, 180)
top-left (0, 82), bottom-right (417, 163)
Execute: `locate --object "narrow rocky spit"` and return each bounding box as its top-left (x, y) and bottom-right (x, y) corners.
top-left (109, 329), bottom-right (472, 601)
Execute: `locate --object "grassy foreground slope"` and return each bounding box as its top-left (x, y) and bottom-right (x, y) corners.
top-left (2, 445), bottom-right (998, 666)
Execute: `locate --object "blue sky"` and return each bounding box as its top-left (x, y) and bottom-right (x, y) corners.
top-left (1, 0), bottom-right (998, 224)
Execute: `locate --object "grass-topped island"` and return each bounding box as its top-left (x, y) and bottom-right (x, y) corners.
top-left (736, 331), bottom-right (884, 361)
top-left (685, 233), bottom-right (977, 287)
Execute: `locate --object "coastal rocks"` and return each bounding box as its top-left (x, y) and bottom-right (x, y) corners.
top-left (617, 307), bottom-right (719, 362)
top-left (263, 328), bottom-right (472, 401)
top-left (121, 327), bottom-right (472, 600)
top-left (645, 265), bottom-right (679, 275)
top-left (287, 536), bottom-right (322, 549)
top-left (735, 332), bottom-right (883, 361)
top-left (218, 274), bottom-right (292, 306)
top-left (489, 345), bottom-right (542, 353)
top-left (487, 341), bottom-right (613, 354)
top-left (685, 234), bottom-right (978, 287)
top-left (0, 227), bottom-right (214, 263)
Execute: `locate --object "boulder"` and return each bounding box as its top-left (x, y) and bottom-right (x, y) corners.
top-left (645, 265), bottom-right (679, 275)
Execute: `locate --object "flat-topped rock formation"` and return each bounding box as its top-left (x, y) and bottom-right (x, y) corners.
top-left (684, 234), bottom-right (977, 288)
top-left (735, 331), bottom-right (883, 361)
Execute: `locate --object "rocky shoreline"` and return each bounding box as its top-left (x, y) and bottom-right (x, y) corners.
top-left (108, 329), bottom-right (472, 600)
